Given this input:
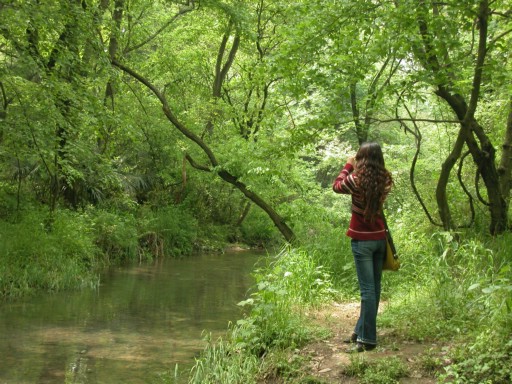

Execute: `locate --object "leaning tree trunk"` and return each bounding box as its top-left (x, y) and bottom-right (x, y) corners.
top-left (112, 60), bottom-right (296, 243)
top-left (464, 119), bottom-right (508, 234)
top-left (498, 98), bottom-right (512, 216)
top-left (435, 128), bottom-right (466, 231)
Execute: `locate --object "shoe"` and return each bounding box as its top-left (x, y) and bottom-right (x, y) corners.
top-left (343, 333), bottom-right (357, 344)
top-left (345, 342), bottom-right (376, 353)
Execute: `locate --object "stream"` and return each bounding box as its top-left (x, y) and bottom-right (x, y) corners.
top-left (0, 251), bottom-right (265, 383)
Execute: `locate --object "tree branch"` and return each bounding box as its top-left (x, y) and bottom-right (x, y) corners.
top-left (487, 28), bottom-right (512, 51)
top-left (111, 59), bottom-right (295, 242)
top-left (396, 92), bottom-right (442, 227)
top-left (368, 117), bottom-right (460, 124)
top-left (124, 1), bottom-right (196, 54)
top-left (457, 150), bottom-right (476, 227)
top-left (112, 59), bottom-right (220, 168)
top-left (465, 0), bottom-right (489, 120)
top-left (185, 153), bottom-right (211, 172)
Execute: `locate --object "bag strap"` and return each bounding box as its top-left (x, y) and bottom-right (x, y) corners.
top-left (381, 210), bottom-right (391, 232)
top-left (381, 211), bottom-right (398, 257)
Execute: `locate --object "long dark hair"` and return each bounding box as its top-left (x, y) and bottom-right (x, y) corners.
top-left (355, 142), bottom-right (392, 222)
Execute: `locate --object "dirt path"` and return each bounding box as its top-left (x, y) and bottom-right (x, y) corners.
top-left (294, 302), bottom-right (440, 383)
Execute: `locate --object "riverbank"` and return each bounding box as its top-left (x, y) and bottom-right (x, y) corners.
top-left (185, 241), bottom-right (512, 384)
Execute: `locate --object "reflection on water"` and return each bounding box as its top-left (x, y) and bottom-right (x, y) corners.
top-left (0, 251), bottom-right (264, 383)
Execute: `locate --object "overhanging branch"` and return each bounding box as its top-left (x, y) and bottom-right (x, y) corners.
top-left (185, 154), bottom-right (211, 172)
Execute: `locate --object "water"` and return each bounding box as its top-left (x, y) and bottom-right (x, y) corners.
top-left (0, 251), bottom-right (264, 383)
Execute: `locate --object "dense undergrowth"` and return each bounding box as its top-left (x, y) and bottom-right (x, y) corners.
top-left (0, 203), bottom-right (201, 299)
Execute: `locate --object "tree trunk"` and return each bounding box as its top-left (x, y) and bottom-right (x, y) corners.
top-left (112, 60), bottom-right (296, 243)
top-left (436, 128), bottom-right (466, 230)
top-left (236, 201), bottom-right (251, 227)
top-left (464, 119), bottom-right (508, 234)
top-left (415, 0), bottom-right (507, 234)
top-left (498, 98), bottom-right (512, 213)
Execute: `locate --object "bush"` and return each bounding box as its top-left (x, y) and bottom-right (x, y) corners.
top-left (91, 208), bottom-right (139, 262)
top-left (0, 209), bottom-right (100, 299)
top-left (378, 230), bottom-right (512, 384)
top-left (440, 329), bottom-right (512, 384)
top-left (138, 205), bottom-right (198, 257)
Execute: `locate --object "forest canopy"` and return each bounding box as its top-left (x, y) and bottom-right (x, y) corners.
top-left (0, 0), bottom-right (511, 271)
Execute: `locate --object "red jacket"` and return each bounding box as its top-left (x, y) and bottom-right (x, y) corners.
top-left (332, 163), bottom-right (390, 240)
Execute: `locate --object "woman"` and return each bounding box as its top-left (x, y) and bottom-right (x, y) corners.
top-left (332, 141), bottom-right (393, 353)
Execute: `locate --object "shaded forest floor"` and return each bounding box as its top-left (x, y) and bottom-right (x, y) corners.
top-left (262, 302), bottom-right (445, 383)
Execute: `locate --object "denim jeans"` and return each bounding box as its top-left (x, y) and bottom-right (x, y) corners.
top-left (351, 239), bottom-right (386, 345)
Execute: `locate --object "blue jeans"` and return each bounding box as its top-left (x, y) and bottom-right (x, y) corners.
top-left (351, 239), bottom-right (385, 345)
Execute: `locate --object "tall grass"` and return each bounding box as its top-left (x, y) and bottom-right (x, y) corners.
top-left (0, 209), bottom-right (100, 299)
top-left (186, 246), bottom-right (335, 383)
top-left (378, 224), bottom-right (512, 383)
top-left (0, 203), bottom-right (202, 299)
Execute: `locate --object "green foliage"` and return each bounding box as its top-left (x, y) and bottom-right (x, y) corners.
top-left (380, 230), bottom-right (512, 339)
top-left (417, 348), bottom-right (445, 375)
top-left (377, 229), bottom-right (512, 384)
top-left (189, 333), bottom-right (260, 384)
top-left (259, 349), bottom-right (310, 382)
top-left (91, 209), bottom-right (139, 262)
top-left (361, 357), bottom-right (409, 384)
top-left (267, 246), bottom-right (338, 305)
top-left (1, 1), bottom-right (512, 381)
top-left (284, 184), bottom-right (358, 293)
top-left (239, 209), bottom-right (281, 247)
top-left (0, 209), bottom-right (100, 299)
top-left (235, 247), bottom-right (331, 356)
top-left (344, 354), bottom-right (371, 377)
top-left (345, 355), bottom-right (408, 384)
top-left (0, 202), bottom-right (203, 298)
top-left (440, 330), bottom-right (512, 384)
top-left (138, 205), bottom-right (198, 257)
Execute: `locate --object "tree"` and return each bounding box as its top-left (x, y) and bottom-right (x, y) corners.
top-left (403, 0), bottom-right (511, 234)
top-left (107, 0), bottom-right (297, 242)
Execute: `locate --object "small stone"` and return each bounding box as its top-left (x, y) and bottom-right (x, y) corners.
top-left (318, 368), bottom-right (332, 373)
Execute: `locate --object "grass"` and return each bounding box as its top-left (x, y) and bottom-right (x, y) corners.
top-left (344, 355), bottom-right (409, 384)
top-left (192, 226), bottom-right (510, 383)
top-left (0, 204), bottom-right (203, 299)
top-left (377, 229), bottom-right (512, 383)
top-left (0, 209), bottom-right (100, 298)
top-left (171, 228), bottom-right (512, 384)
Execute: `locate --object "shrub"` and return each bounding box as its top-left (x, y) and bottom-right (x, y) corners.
top-left (440, 329), bottom-right (512, 384)
top-left (90, 208), bottom-right (139, 262)
top-left (0, 209), bottom-right (100, 299)
top-left (138, 205), bottom-right (198, 257)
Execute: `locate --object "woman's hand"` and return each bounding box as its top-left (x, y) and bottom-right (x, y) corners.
top-left (347, 156), bottom-right (356, 166)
